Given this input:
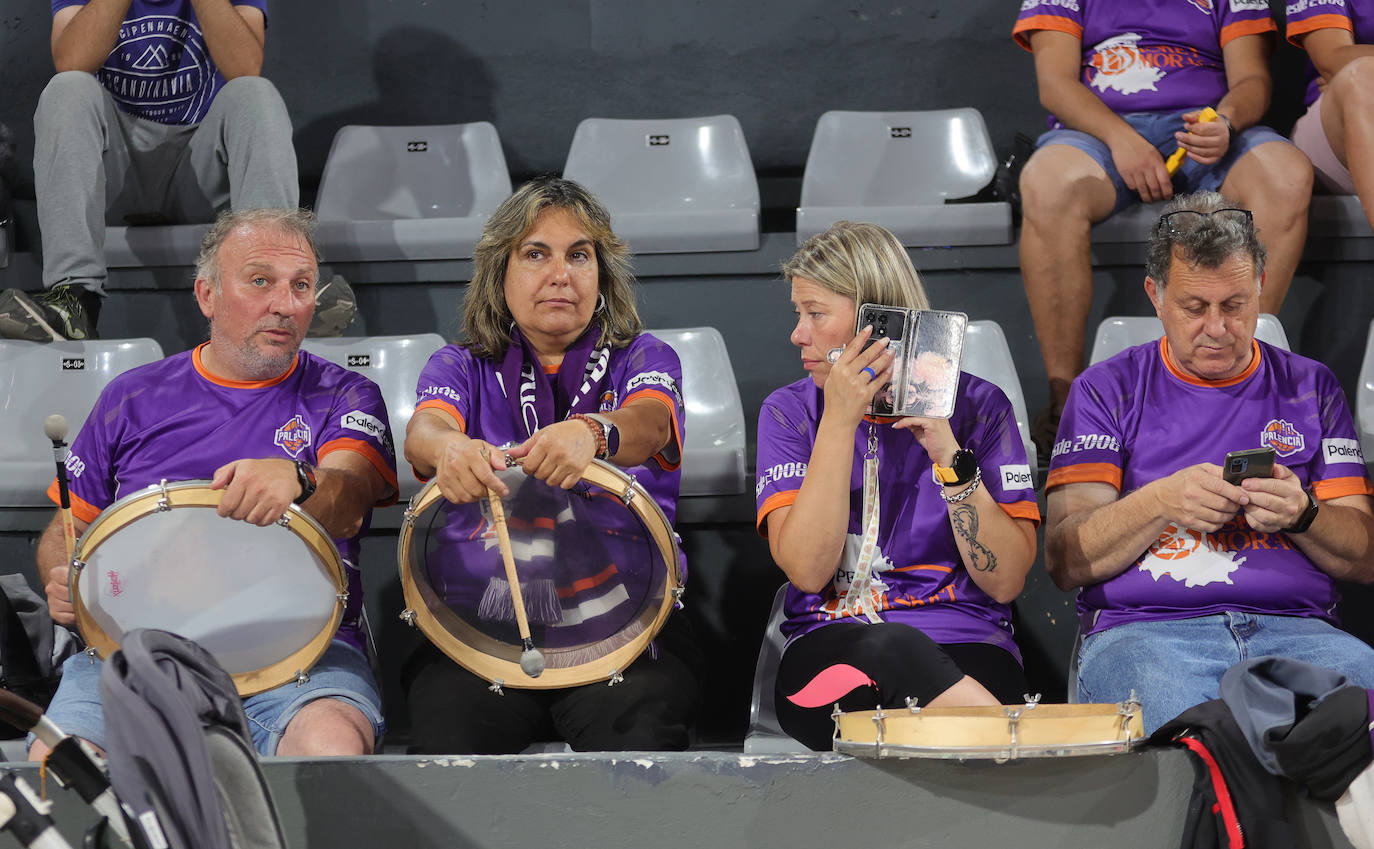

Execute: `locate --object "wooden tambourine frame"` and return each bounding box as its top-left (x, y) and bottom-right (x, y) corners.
top-left (398, 460), bottom-right (683, 690)
top-left (69, 480), bottom-right (347, 696)
top-left (833, 697), bottom-right (1146, 761)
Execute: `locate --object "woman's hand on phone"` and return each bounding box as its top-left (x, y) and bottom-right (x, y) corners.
top-left (822, 326), bottom-right (894, 429)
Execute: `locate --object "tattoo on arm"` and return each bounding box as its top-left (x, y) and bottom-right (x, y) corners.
top-left (951, 504), bottom-right (997, 573)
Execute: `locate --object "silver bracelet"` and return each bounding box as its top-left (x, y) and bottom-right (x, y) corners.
top-left (939, 467), bottom-right (982, 504)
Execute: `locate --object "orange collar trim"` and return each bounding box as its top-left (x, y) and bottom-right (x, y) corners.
top-left (192, 342), bottom-right (300, 388)
top-left (1159, 337), bottom-right (1261, 388)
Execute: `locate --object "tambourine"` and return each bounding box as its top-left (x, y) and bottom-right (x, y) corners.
top-left (832, 695), bottom-right (1145, 761)
top-left (69, 480), bottom-right (347, 696)
top-left (398, 460), bottom-right (683, 690)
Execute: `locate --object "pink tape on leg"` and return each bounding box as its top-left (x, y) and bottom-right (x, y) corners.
top-left (785, 663), bottom-right (877, 708)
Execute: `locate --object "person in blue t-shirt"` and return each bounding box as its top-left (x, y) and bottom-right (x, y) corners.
top-left (0, 0), bottom-right (298, 342)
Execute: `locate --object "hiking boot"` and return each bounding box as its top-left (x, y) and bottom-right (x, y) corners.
top-left (309, 273), bottom-right (357, 337)
top-left (0, 285), bottom-right (101, 341)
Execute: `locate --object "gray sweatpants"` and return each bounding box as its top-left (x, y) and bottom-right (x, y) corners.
top-left (33, 71), bottom-right (298, 293)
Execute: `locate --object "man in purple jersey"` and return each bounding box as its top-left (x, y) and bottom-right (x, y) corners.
top-left (1013, 0), bottom-right (1312, 458)
top-left (0, 0), bottom-right (297, 342)
top-left (1046, 191), bottom-right (1374, 733)
top-left (30, 207), bottom-right (396, 759)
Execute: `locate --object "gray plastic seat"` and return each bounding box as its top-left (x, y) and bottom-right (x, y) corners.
top-left (1089, 201), bottom-right (1166, 244)
top-left (104, 223), bottom-right (210, 268)
top-left (962, 320), bottom-right (1037, 470)
top-left (301, 334), bottom-right (447, 500)
top-left (562, 115), bottom-right (759, 254)
top-left (313, 123), bottom-right (512, 262)
top-left (1090, 313), bottom-right (1289, 365)
top-left (0, 339), bottom-right (164, 507)
top-left (744, 585), bottom-right (808, 754)
top-left (647, 327), bottom-right (747, 497)
top-left (795, 109), bottom-right (1012, 248)
top-left (1310, 194), bottom-right (1373, 239)
top-left (1357, 319), bottom-right (1374, 462)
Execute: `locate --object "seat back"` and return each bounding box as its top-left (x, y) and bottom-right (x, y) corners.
top-left (1357, 319), bottom-right (1374, 463)
top-left (563, 115), bottom-right (759, 252)
top-left (744, 584), bottom-right (807, 753)
top-left (961, 320), bottom-right (1037, 470)
top-left (0, 339), bottom-right (164, 507)
top-left (315, 123), bottom-right (512, 221)
top-left (646, 328), bottom-right (747, 496)
top-left (301, 334), bottom-right (447, 499)
top-left (800, 109), bottom-right (998, 207)
top-left (1090, 314), bottom-right (1290, 365)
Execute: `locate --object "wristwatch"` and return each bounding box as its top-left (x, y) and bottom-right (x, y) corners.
top-left (584, 413), bottom-right (620, 459)
top-left (1286, 489), bottom-right (1320, 534)
top-left (293, 460), bottom-right (317, 505)
top-left (932, 449), bottom-right (978, 487)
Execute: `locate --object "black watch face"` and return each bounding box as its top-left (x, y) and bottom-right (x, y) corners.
top-left (952, 450), bottom-right (977, 482)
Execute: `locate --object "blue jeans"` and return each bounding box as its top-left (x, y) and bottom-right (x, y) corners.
top-left (39, 639), bottom-right (384, 755)
top-left (1077, 613), bottom-right (1374, 734)
top-left (1036, 110), bottom-right (1291, 214)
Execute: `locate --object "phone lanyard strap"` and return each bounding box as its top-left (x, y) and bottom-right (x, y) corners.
top-left (839, 423), bottom-right (886, 624)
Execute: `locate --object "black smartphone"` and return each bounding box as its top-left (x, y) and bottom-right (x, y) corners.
top-left (1222, 447), bottom-right (1276, 485)
top-left (856, 304), bottom-right (908, 416)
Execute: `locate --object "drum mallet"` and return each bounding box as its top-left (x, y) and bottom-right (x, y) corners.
top-left (43, 415), bottom-right (77, 565)
top-left (486, 488), bottom-right (546, 678)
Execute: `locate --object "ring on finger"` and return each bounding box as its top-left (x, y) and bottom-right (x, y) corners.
top-left (860, 366), bottom-right (877, 380)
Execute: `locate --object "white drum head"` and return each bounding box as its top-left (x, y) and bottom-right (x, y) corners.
top-left (71, 481), bottom-right (346, 695)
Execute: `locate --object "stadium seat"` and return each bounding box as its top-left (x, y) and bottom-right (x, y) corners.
top-left (795, 109), bottom-right (1012, 248)
top-left (1089, 201), bottom-right (1165, 244)
top-left (962, 320), bottom-right (1037, 470)
top-left (562, 115), bottom-right (759, 253)
top-left (1357, 319), bottom-right (1374, 462)
top-left (1310, 195), bottom-right (1373, 239)
top-left (0, 339), bottom-right (164, 507)
top-left (301, 334), bottom-right (447, 499)
top-left (104, 223), bottom-right (210, 269)
top-left (744, 584), bottom-right (807, 754)
top-left (313, 123), bottom-right (512, 262)
top-left (1090, 313), bottom-right (1289, 365)
top-left (647, 327), bottom-right (747, 497)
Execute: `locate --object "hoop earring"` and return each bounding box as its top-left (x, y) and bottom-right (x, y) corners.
top-left (596, 293), bottom-right (607, 313)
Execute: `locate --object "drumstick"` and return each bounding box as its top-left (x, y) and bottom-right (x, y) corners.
top-left (43, 415), bottom-right (77, 565)
top-left (487, 487), bottom-right (546, 678)
top-left (1165, 107), bottom-right (1218, 176)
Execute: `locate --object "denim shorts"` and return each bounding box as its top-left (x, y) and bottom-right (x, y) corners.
top-left (39, 639), bottom-right (385, 755)
top-left (1036, 109), bottom-right (1292, 214)
top-left (1076, 612), bottom-right (1374, 734)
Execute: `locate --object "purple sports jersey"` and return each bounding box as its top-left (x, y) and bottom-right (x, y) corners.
top-left (755, 373), bottom-right (1041, 660)
top-left (413, 333), bottom-right (687, 648)
top-left (1047, 338), bottom-right (1372, 636)
top-left (1013, 0), bottom-right (1276, 121)
top-left (1286, 0), bottom-right (1373, 106)
top-left (49, 345), bottom-right (399, 652)
top-left (51, 0), bottom-right (270, 125)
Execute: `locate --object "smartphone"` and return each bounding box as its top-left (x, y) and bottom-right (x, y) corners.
top-left (1222, 447), bottom-right (1276, 485)
top-left (856, 304), bottom-right (908, 416)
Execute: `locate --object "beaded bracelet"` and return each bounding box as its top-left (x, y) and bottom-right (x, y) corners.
top-left (568, 413), bottom-right (608, 458)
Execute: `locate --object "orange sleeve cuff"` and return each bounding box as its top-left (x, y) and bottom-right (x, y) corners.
top-left (1313, 475), bottom-right (1374, 501)
top-left (1013, 15), bottom-right (1082, 51)
top-left (756, 490), bottom-right (799, 537)
top-left (1220, 17), bottom-right (1276, 48)
top-left (999, 500), bottom-right (1042, 526)
top-left (46, 479), bottom-right (103, 525)
top-left (623, 388), bottom-right (684, 471)
top-left (1286, 14), bottom-right (1354, 46)
top-left (1045, 462), bottom-right (1124, 492)
top-left (415, 399), bottom-right (466, 432)
top-left (318, 438), bottom-right (401, 507)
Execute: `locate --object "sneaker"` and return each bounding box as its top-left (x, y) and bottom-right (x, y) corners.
top-left (0, 285), bottom-right (100, 341)
top-left (309, 273), bottom-right (357, 338)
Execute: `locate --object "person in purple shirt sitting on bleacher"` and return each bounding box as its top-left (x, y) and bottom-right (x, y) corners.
top-left (31, 207), bottom-right (397, 759)
top-left (1287, 0), bottom-right (1374, 229)
top-left (755, 222), bottom-right (1040, 751)
top-left (1046, 191), bottom-right (1374, 734)
top-left (401, 177), bottom-right (703, 754)
top-left (0, 0), bottom-right (298, 342)
top-left (1013, 0), bottom-right (1312, 458)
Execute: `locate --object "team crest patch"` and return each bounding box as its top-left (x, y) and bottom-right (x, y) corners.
top-left (1260, 419), bottom-right (1305, 457)
top-left (599, 390), bottom-right (617, 413)
top-left (1185, 0), bottom-right (1212, 12)
top-left (274, 415), bottom-right (313, 458)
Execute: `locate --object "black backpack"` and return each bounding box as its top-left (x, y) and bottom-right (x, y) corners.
top-left (98, 629), bottom-right (288, 849)
top-left (0, 574), bottom-right (80, 725)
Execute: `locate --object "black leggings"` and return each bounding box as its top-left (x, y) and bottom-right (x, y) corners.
top-left (774, 622), bottom-right (1027, 751)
